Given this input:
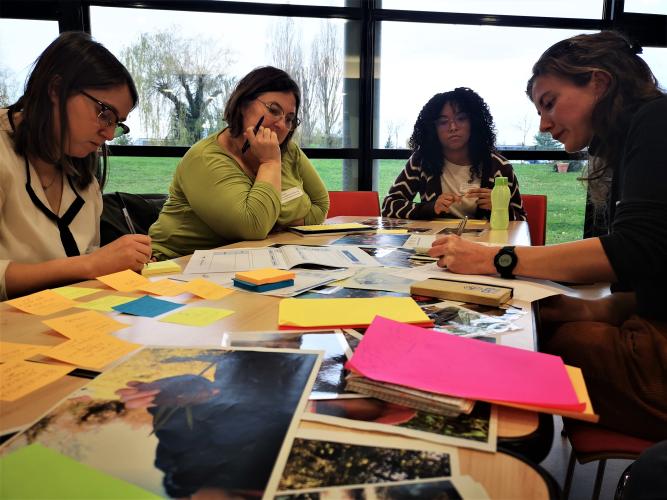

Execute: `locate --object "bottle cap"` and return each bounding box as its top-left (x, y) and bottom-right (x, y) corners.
top-left (494, 176), bottom-right (508, 186)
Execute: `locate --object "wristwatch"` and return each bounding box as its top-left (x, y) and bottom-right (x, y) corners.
top-left (494, 246), bottom-right (518, 279)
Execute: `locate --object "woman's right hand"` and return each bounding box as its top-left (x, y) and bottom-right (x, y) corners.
top-left (86, 234), bottom-right (152, 277)
top-left (245, 125), bottom-right (281, 167)
top-left (434, 193), bottom-right (462, 215)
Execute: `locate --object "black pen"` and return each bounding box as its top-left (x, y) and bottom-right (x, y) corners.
top-left (241, 115), bottom-right (264, 154)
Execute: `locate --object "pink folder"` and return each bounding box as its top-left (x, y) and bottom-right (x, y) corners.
top-left (346, 316), bottom-right (585, 411)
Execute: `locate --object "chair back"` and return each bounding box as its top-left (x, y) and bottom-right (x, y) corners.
top-left (521, 194), bottom-right (548, 246)
top-left (328, 191), bottom-right (380, 218)
top-left (100, 192), bottom-right (168, 245)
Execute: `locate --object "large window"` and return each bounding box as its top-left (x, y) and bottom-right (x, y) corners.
top-left (379, 0), bottom-right (603, 18)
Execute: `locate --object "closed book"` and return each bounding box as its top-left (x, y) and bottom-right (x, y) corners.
top-left (345, 373), bottom-right (474, 417)
top-left (232, 278), bottom-right (294, 292)
top-left (410, 278), bottom-right (512, 307)
top-left (288, 223), bottom-right (375, 236)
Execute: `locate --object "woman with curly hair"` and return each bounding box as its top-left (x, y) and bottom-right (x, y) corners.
top-left (381, 88), bottom-right (526, 220)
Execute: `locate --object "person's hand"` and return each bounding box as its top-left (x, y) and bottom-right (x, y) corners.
top-left (86, 234), bottom-right (152, 277)
top-left (245, 125), bottom-right (280, 167)
top-left (465, 187), bottom-right (492, 210)
top-left (434, 193), bottom-right (462, 215)
top-left (115, 381), bottom-right (160, 409)
top-left (428, 235), bottom-right (497, 274)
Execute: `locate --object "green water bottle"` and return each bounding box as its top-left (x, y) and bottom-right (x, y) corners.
top-left (490, 176), bottom-right (510, 230)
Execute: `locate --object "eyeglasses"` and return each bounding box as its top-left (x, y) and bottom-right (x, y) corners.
top-left (434, 112), bottom-right (469, 129)
top-left (80, 91), bottom-right (130, 138)
top-left (256, 98), bottom-right (301, 131)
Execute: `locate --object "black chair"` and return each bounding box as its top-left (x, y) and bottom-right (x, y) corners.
top-left (100, 191), bottom-right (167, 245)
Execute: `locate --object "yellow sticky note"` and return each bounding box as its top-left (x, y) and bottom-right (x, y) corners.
top-left (278, 297), bottom-right (432, 328)
top-left (52, 286), bottom-right (100, 300)
top-left (142, 260), bottom-right (182, 276)
top-left (6, 290), bottom-right (76, 316)
top-left (159, 307), bottom-right (234, 327)
top-left (41, 336), bottom-right (140, 371)
top-left (376, 229), bottom-right (409, 234)
top-left (76, 295), bottom-right (137, 312)
top-left (235, 268), bottom-right (295, 285)
top-left (0, 341), bottom-right (49, 364)
top-left (96, 269), bottom-right (149, 292)
top-left (0, 361), bottom-right (72, 402)
top-left (296, 223), bottom-right (370, 231)
top-left (139, 279), bottom-right (188, 296)
top-left (42, 311), bottom-right (129, 339)
top-left (183, 278), bottom-right (234, 300)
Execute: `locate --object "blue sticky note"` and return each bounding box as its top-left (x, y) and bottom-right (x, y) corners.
top-left (112, 295), bottom-right (184, 317)
top-left (233, 278), bottom-right (294, 292)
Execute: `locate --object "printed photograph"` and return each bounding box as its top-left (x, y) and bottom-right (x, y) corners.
top-left (420, 301), bottom-right (521, 337)
top-left (1, 347), bottom-right (320, 499)
top-left (330, 233), bottom-right (410, 248)
top-left (337, 268), bottom-right (418, 294)
top-left (360, 247), bottom-right (425, 269)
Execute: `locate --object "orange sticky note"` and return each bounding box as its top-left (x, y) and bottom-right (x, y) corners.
top-left (6, 290), bottom-right (76, 316)
top-left (139, 279), bottom-right (188, 297)
top-left (42, 311), bottom-right (129, 339)
top-left (0, 361), bottom-right (72, 402)
top-left (235, 268), bottom-right (295, 285)
top-left (41, 336), bottom-right (140, 371)
top-left (183, 278), bottom-right (234, 300)
top-left (96, 269), bottom-right (149, 292)
top-left (0, 341), bottom-right (49, 364)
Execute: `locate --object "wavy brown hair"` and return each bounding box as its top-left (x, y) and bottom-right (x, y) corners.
top-left (526, 31), bottom-right (664, 204)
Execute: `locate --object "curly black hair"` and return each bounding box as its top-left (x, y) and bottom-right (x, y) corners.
top-left (408, 87), bottom-right (497, 181)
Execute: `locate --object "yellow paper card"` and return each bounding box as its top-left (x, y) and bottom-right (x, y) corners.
top-left (159, 307), bottom-right (234, 327)
top-left (278, 297), bottom-right (432, 328)
top-left (52, 286), bottom-right (100, 300)
top-left (96, 269), bottom-right (149, 292)
top-left (235, 268), bottom-right (295, 285)
top-left (142, 260), bottom-right (182, 276)
top-left (0, 341), bottom-right (49, 364)
top-left (6, 290), bottom-right (76, 316)
top-left (41, 336), bottom-right (140, 371)
top-left (376, 229), bottom-right (409, 234)
top-left (42, 311), bottom-right (129, 339)
top-left (76, 295), bottom-right (137, 312)
top-left (0, 361), bottom-right (72, 401)
top-left (295, 223), bottom-right (370, 231)
top-left (183, 278), bottom-right (234, 300)
top-left (138, 279), bottom-right (188, 297)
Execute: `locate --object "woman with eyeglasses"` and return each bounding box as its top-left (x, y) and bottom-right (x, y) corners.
top-left (0, 31), bottom-right (151, 300)
top-left (149, 66), bottom-right (329, 259)
top-left (382, 88), bottom-right (526, 221)
top-left (428, 32), bottom-right (667, 440)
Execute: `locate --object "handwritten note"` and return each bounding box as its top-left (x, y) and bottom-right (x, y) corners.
top-left (42, 311), bottom-right (129, 339)
top-left (40, 336), bottom-right (140, 370)
top-left (6, 290), bottom-right (76, 316)
top-left (75, 295), bottom-right (137, 312)
top-left (159, 307), bottom-right (234, 327)
top-left (112, 296), bottom-right (184, 318)
top-left (0, 361), bottom-right (72, 401)
top-left (52, 286), bottom-right (100, 300)
top-left (183, 278), bottom-right (234, 300)
top-left (139, 279), bottom-right (188, 297)
top-left (141, 260), bottom-right (182, 276)
top-left (0, 341), bottom-right (49, 364)
top-left (96, 269), bottom-right (149, 292)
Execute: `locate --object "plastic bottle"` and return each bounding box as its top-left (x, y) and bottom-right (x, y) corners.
top-left (490, 176), bottom-right (510, 230)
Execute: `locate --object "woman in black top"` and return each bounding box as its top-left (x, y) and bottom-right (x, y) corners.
top-left (428, 31), bottom-right (667, 440)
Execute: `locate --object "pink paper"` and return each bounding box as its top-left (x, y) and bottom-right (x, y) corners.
top-left (346, 316), bottom-right (584, 411)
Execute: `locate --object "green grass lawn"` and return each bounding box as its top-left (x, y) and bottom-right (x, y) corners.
top-left (105, 156), bottom-right (586, 245)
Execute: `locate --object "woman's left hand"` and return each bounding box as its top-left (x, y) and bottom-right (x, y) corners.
top-left (428, 235), bottom-right (497, 274)
top-left (465, 187), bottom-right (492, 210)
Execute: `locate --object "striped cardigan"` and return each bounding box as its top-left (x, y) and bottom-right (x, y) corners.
top-left (382, 152), bottom-right (527, 221)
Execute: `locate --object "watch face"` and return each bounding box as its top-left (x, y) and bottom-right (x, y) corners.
top-left (498, 254), bottom-right (513, 267)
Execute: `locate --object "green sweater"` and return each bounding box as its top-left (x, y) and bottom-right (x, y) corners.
top-left (149, 132), bottom-right (329, 259)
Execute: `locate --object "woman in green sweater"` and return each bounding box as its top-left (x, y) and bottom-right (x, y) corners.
top-left (149, 66), bottom-right (329, 259)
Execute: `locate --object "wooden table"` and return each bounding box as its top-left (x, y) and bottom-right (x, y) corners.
top-left (1, 218), bottom-right (555, 498)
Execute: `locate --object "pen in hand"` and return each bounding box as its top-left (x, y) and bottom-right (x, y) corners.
top-left (241, 115), bottom-right (265, 154)
top-left (455, 216), bottom-right (468, 236)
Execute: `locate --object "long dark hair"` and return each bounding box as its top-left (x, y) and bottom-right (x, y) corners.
top-left (10, 31), bottom-right (138, 190)
top-left (526, 31), bottom-right (663, 204)
top-left (224, 66), bottom-right (301, 152)
top-left (408, 87), bottom-right (497, 180)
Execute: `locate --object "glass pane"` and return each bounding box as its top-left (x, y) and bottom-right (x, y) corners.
top-left (311, 158), bottom-right (356, 191)
top-left (376, 23), bottom-right (595, 151)
top-left (91, 7), bottom-right (355, 149)
top-left (213, 0), bottom-right (357, 5)
top-left (641, 48), bottom-right (667, 89)
top-left (105, 156), bottom-right (180, 193)
top-left (378, 0), bottom-right (603, 18)
top-left (0, 19), bottom-right (60, 106)
top-left (624, 0), bottom-right (667, 14)
top-left (376, 159), bottom-right (587, 244)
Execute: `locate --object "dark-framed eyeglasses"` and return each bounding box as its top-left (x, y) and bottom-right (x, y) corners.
top-left (80, 91), bottom-right (130, 138)
top-left (256, 98), bottom-right (301, 131)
